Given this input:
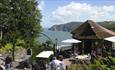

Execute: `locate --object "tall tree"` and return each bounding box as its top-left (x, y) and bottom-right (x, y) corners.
top-left (0, 0), bottom-right (41, 60)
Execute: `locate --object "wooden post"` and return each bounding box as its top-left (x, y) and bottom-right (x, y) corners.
top-left (0, 31), bottom-right (2, 40)
top-left (12, 38), bottom-right (16, 61)
top-left (82, 40), bottom-right (84, 54)
top-left (0, 31), bottom-right (2, 47)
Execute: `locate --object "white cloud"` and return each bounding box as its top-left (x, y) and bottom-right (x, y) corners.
top-left (103, 6), bottom-right (114, 12)
top-left (38, 1), bottom-right (45, 11)
top-left (51, 2), bottom-right (115, 25)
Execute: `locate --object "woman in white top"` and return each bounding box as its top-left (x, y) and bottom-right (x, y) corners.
top-left (50, 56), bottom-right (65, 70)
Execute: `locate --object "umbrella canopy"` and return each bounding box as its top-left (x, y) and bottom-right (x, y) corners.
top-left (104, 36), bottom-right (115, 42)
top-left (36, 51), bottom-right (54, 58)
top-left (62, 39), bottom-right (81, 43)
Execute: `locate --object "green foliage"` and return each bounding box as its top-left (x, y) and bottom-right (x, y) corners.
top-left (0, 43), bottom-right (12, 53)
top-left (110, 66), bottom-right (115, 70)
top-left (109, 57), bottom-right (115, 65)
top-left (88, 59), bottom-right (103, 70)
top-left (89, 64), bottom-right (97, 70)
top-left (70, 64), bottom-right (77, 70)
top-left (0, 43), bottom-right (24, 53)
top-left (0, 0), bottom-right (42, 60)
top-left (88, 57), bottom-right (115, 70)
top-left (102, 22), bottom-right (115, 31)
top-left (94, 59), bottom-right (102, 67)
top-left (0, 0), bottom-right (41, 45)
top-left (16, 39), bottom-right (25, 47)
top-left (101, 65), bottom-right (108, 70)
top-left (41, 40), bottom-right (53, 51)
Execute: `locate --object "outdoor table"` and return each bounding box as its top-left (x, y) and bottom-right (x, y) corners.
top-left (76, 55), bottom-right (88, 60)
top-left (75, 55), bottom-right (89, 64)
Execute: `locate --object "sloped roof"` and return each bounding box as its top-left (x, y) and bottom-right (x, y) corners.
top-left (71, 20), bottom-right (115, 39)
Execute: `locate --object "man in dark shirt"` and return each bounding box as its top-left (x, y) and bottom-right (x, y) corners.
top-left (5, 56), bottom-right (12, 70)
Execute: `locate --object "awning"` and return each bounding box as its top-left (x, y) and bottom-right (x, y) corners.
top-left (57, 44), bottom-right (72, 51)
top-left (61, 39), bottom-right (81, 43)
top-left (104, 36), bottom-right (115, 42)
top-left (57, 44), bottom-right (72, 49)
top-left (36, 51), bottom-right (54, 58)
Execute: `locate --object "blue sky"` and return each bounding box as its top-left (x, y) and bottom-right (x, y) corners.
top-left (38, 0), bottom-right (115, 28)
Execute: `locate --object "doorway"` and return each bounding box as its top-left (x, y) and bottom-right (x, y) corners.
top-left (84, 40), bottom-right (92, 54)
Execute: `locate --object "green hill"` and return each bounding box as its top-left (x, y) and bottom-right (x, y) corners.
top-left (99, 21), bottom-right (115, 31)
top-left (49, 21), bottom-right (115, 32)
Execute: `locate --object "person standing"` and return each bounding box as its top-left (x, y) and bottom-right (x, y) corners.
top-left (50, 57), bottom-right (58, 70)
top-left (5, 56), bottom-right (12, 70)
top-left (58, 55), bottom-right (65, 70)
top-left (50, 56), bottom-right (65, 70)
top-left (33, 63), bottom-right (40, 70)
top-left (90, 51), bottom-right (96, 63)
top-left (88, 53), bottom-right (91, 61)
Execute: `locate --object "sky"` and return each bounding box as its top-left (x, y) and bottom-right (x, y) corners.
top-left (38, 0), bottom-right (115, 28)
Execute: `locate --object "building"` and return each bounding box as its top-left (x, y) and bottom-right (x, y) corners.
top-left (71, 20), bottom-right (115, 54)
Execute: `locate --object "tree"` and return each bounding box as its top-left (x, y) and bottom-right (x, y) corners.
top-left (41, 40), bottom-right (53, 51)
top-left (0, 0), bottom-right (41, 60)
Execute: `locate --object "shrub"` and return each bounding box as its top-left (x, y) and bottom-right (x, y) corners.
top-left (70, 64), bottom-right (77, 70)
top-left (0, 43), bottom-right (12, 53)
top-left (109, 57), bottom-right (115, 65)
top-left (110, 66), bottom-right (115, 70)
top-left (89, 64), bottom-right (97, 70)
top-left (89, 59), bottom-right (109, 70)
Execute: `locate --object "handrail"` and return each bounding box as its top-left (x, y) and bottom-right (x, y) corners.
top-left (40, 32), bottom-right (54, 44)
